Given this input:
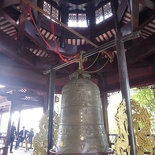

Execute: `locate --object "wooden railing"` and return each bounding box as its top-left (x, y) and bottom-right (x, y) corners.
top-left (0, 134), bottom-right (8, 155)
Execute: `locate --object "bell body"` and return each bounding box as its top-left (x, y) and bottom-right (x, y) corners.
top-left (56, 74), bottom-right (109, 154)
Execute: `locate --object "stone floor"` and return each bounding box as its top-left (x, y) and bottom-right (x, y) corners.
top-left (7, 148), bottom-right (33, 155)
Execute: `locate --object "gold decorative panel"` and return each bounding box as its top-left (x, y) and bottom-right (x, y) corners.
top-left (114, 100), bottom-right (130, 155)
top-left (33, 111), bottom-right (59, 155)
top-left (114, 99), bottom-right (155, 155)
top-left (131, 99), bottom-right (155, 155)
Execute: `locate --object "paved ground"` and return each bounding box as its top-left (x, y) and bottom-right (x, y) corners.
top-left (8, 148), bottom-right (33, 155)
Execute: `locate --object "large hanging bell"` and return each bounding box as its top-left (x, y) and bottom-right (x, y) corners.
top-left (55, 72), bottom-right (109, 154)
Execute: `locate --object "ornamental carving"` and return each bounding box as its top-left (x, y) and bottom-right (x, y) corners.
top-left (114, 99), bottom-right (155, 155)
top-left (33, 111), bottom-right (59, 155)
top-left (114, 100), bottom-right (130, 155)
top-left (131, 99), bottom-right (155, 155)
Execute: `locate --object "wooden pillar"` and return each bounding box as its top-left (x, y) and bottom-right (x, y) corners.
top-left (17, 109), bottom-right (21, 135)
top-left (60, 9), bottom-right (68, 48)
top-left (17, 2), bottom-right (28, 53)
top-left (5, 100), bottom-right (15, 155)
top-left (111, 0), bottom-right (137, 154)
top-left (128, 0), bottom-right (139, 31)
top-left (0, 113), bottom-right (2, 131)
top-left (37, 0), bottom-right (43, 28)
top-left (43, 94), bottom-right (48, 113)
top-left (47, 69), bottom-right (55, 155)
top-left (116, 32), bottom-right (137, 154)
top-left (87, 5), bottom-right (96, 42)
top-left (98, 73), bottom-right (109, 142)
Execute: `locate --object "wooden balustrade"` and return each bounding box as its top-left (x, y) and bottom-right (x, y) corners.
top-left (0, 135), bottom-right (8, 155)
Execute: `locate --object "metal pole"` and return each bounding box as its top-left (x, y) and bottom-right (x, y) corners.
top-left (47, 69), bottom-right (55, 155)
top-left (111, 0), bottom-right (137, 154)
top-left (116, 32), bottom-right (137, 154)
top-left (42, 31), bottom-right (140, 74)
top-left (17, 109), bottom-right (21, 135)
top-left (98, 73), bottom-right (109, 141)
top-left (5, 100), bottom-right (14, 155)
top-left (0, 113), bottom-right (2, 131)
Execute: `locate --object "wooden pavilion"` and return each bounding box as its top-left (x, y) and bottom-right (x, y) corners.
top-left (0, 0), bottom-right (155, 154)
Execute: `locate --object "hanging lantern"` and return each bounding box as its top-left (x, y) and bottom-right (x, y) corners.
top-left (51, 72), bottom-right (109, 155)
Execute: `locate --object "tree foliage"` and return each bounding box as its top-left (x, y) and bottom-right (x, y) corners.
top-left (131, 86), bottom-right (155, 113)
top-left (131, 86), bottom-right (155, 132)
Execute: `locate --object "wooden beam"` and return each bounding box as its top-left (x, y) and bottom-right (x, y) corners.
top-left (121, 21), bottom-right (132, 36)
top-left (139, 12), bottom-right (155, 29)
top-left (0, 10), bottom-right (18, 27)
top-left (105, 65), bottom-right (155, 92)
top-left (128, 0), bottom-right (140, 31)
top-left (1, 0), bottom-right (20, 8)
top-left (0, 52), bottom-right (52, 71)
top-left (1, 9), bottom-right (77, 55)
top-left (106, 75), bottom-right (155, 92)
top-left (0, 30), bottom-right (36, 66)
top-left (24, 20), bottom-right (47, 48)
top-left (22, 0), bottom-right (98, 48)
top-left (6, 92), bottom-right (44, 103)
top-left (14, 100), bottom-right (44, 108)
top-left (127, 34), bottom-right (155, 65)
top-left (140, 0), bottom-right (155, 10)
top-left (36, 0), bottom-right (43, 27)
top-left (0, 60), bottom-right (48, 91)
top-left (60, 9), bottom-right (68, 48)
top-left (17, 2), bottom-right (28, 54)
top-left (24, 20), bottom-right (78, 55)
top-left (117, 0), bottom-right (128, 22)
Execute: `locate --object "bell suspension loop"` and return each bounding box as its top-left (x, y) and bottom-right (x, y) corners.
top-left (78, 51), bottom-right (85, 75)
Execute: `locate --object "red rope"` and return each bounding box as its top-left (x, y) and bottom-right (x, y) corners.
top-left (51, 21), bottom-right (58, 52)
top-left (28, 7), bottom-right (78, 63)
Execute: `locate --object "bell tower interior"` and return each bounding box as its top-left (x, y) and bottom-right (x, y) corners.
top-left (0, 0), bottom-right (155, 154)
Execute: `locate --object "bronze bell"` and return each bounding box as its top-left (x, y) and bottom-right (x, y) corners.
top-left (55, 72), bottom-right (109, 154)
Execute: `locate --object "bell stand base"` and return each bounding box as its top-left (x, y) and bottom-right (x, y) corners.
top-left (49, 150), bottom-right (113, 155)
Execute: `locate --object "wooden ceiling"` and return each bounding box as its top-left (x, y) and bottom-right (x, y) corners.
top-left (0, 0), bottom-right (155, 110)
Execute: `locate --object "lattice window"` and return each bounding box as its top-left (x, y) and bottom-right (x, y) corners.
top-left (68, 13), bottom-right (77, 27)
top-left (43, 1), bottom-right (51, 15)
top-left (103, 2), bottom-right (112, 19)
top-left (52, 6), bottom-right (59, 20)
top-left (95, 7), bottom-right (103, 24)
top-left (95, 2), bottom-right (112, 24)
top-left (78, 14), bottom-right (86, 21)
top-left (69, 13), bottom-right (77, 20)
top-left (18, 89), bottom-right (27, 93)
top-left (68, 13), bottom-right (87, 27)
top-left (77, 14), bottom-right (87, 27)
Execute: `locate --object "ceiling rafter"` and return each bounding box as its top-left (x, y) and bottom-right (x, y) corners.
top-left (17, 2), bottom-right (28, 53)
top-left (0, 30), bottom-right (56, 71)
top-left (127, 34), bottom-right (155, 65)
top-left (128, 0), bottom-right (140, 31)
top-left (22, 0), bottom-right (98, 48)
top-left (1, 9), bottom-right (77, 56)
top-left (139, 0), bottom-right (155, 10)
top-left (0, 61), bottom-right (48, 91)
top-left (1, 0), bottom-right (20, 8)
top-left (0, 10), bottom-right (18, 27)
top-left (0, 29), bottom-right (36, 66)
top-left (139, 12), bottom-right (155, 29)
top-left (117, 0), bottom-right (128, 22)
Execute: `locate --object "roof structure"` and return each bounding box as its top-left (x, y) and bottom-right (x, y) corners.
top-left (0, 0), bottom-right (155, 110)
